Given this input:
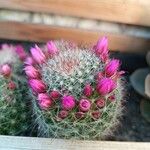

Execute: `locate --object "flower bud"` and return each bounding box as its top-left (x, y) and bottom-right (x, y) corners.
top-left (83, 84), bottom-right (93, 97)
top-left (30, 45), bottom-right (46, 64)
top-left (24, 65), bottom-right (40, 79)
top-left (79, 99), bottom-right (91, 112)
top-left (39, 100), bottom-right (52, 110)
top-left (97, 78), bottom-right (116, 95)
top-left (50, 90), bottom-right (60, 99)
top-left (24, 57), bottom-right (35, 66)
top-left (8, 81), bottom-right (16, 90)
top-left (105, 59), bottom-right (120, 77)
top-left (1, 64), bottom-right (11, 77)
top-left (58, 110), bottom-right (68, 119)
top-left (93, 37), bottom-right (109, 61)
top-left (38, 93), bottom-right (51, 102)
top-left (47, 41), bottom-right (58, 55)
top-left (108, 95), bottom-right (116, 102)
top-left (61, 95), bottom-right (75, 110)
top-left (96, 98), bottom-right (105, 108)
top-left (75, 112), bottom-right (85, 119)
top-left (15, 45), bottom-right (27, 61)
top-left (28, 79), bottom-right (46, 94)
top-left (91, 111), bottom-right (101, 120)
top-left (1, 44), bottom-right (10, 49)
top-left (38, 93), bottom-right (52, 109)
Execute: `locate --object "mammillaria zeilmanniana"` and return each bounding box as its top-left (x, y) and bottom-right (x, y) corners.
top-left (0, 44), bottom-right (29, 135)
top-left (25, 37), bottom-right (125, 140)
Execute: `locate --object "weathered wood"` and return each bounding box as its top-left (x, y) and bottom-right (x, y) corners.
top-left (0, 21), bottom-right (149, 52)
top-left (0, 0), bottom-right (150, 26)
top-left (0, 135), bottom-right (149, 150)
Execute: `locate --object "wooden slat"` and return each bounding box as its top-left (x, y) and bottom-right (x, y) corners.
top-left (0, 135), bottom-right (150, 150)
top-left (0, 21), bottom-right (149, 52)
top-left (0, 0), bottom-right (150, 27)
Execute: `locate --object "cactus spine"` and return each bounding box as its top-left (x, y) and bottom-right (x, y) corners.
top-left (0, 44), bottom-right (29, 135)
top-left (26, 38), bottom-right (125, 140)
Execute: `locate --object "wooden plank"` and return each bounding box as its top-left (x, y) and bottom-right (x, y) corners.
top-left (0, 135), bottom-right (149, 150)
top-left (0, 0), bottom-right (150, 27)
top-left (0, 21), bottom-right (150, 52)
top-left (0, 21), bottom-right (149, 52)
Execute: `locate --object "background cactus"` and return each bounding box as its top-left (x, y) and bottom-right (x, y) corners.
top-left (0, 44), bottom-right (29, 135)
top-left (26, 38), bottom-right (125, 140)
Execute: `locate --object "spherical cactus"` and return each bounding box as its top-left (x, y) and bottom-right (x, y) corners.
top-left (26, 38), bottom-right (125, 140)
top-left (0, 44), bottom-right (29, 135)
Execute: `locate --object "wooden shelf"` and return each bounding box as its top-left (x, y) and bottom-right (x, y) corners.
top-left (0, 21), bottom-right (149, 52)
top-left (0, 0), bottom-right (150, 26)
top-left (0, 135), bottom-right (150, 150)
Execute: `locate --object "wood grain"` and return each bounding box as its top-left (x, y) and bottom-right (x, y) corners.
top-left (0, 21), bottom-right (149, 52)
top-left (0, 0), bottom-right (150, 26)
top-left (0, 135), bottom-right (150, 150)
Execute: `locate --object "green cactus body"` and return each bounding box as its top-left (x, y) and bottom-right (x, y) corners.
top-left (42, 44), bottom-right (103, 99)
top-left (28, 39), bottom-right (124, 140)
top-left (0, 45), bottom-right (29, 135)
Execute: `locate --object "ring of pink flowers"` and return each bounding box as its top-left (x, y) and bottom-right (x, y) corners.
top-left (27, 43), bottom-right (121, 111)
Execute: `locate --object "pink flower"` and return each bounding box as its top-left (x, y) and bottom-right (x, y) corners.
top-left (93, 37), bottom-right (109, 61)
top-left (38, 93), bottom-right (52, 110)
top-left (96, 98), bottom-right (105, 108)
top-left (15, 45), bottom-right (27, 61)
top-left (39, 100), bottom-right (52, 110)
top-left (79, 99), bottom-right (91, 112)
top-left (91, 111), bottom-right (101, 120)
top-left (1, 64), bottom-right (11, 77)
top-left (24, 57), bottom-right (35, 66)
top-left (8, 81), bottom-right (16, 90)
top-left (24, 65), bottom-right (40, 79)
top-left (75, 112), bottom-right (85, 119)
top-left (94, 37), bottom-right (108, 54)
top-left (61, 95), bottom-right (75, 110)
top-left (30, 45), bottom-right (46, 64)
top-left (58, 110), bottom-right (68, 119)
top-left (28, 79), bottom-right (46, 94)
top-left (97, 78), bottom-right (116, 95)
top-left (47, 41), bottom-right (58, 55)
top-left (105, 59), bottom-right (120, 77)
top-left (1, 44), bottom-right (10, 49)
top-left (83, 84), bottom-right (93, 97)
top-left (50, 90), bottom-right (60, 99)
top-left (38, 93), bottom-right (50, 101)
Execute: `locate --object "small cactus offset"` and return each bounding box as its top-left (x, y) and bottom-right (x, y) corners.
top-left (25, 37), bottom-right (125, 140)
top-left (0, 44), bottom-right (29, 135)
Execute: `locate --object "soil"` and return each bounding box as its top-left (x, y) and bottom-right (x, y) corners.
top-left (0, 40), bottom-right (150, 142)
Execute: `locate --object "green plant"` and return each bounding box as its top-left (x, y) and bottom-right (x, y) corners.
top-left (26, 38), bottom-right (125, 140)
top-left (0, 44), bottom-right (29, 135)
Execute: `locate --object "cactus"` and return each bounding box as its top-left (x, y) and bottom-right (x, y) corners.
top-left (26, 38), bottom-right (125, 140)
top-left (0, 44), bottom-right (29, 135)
